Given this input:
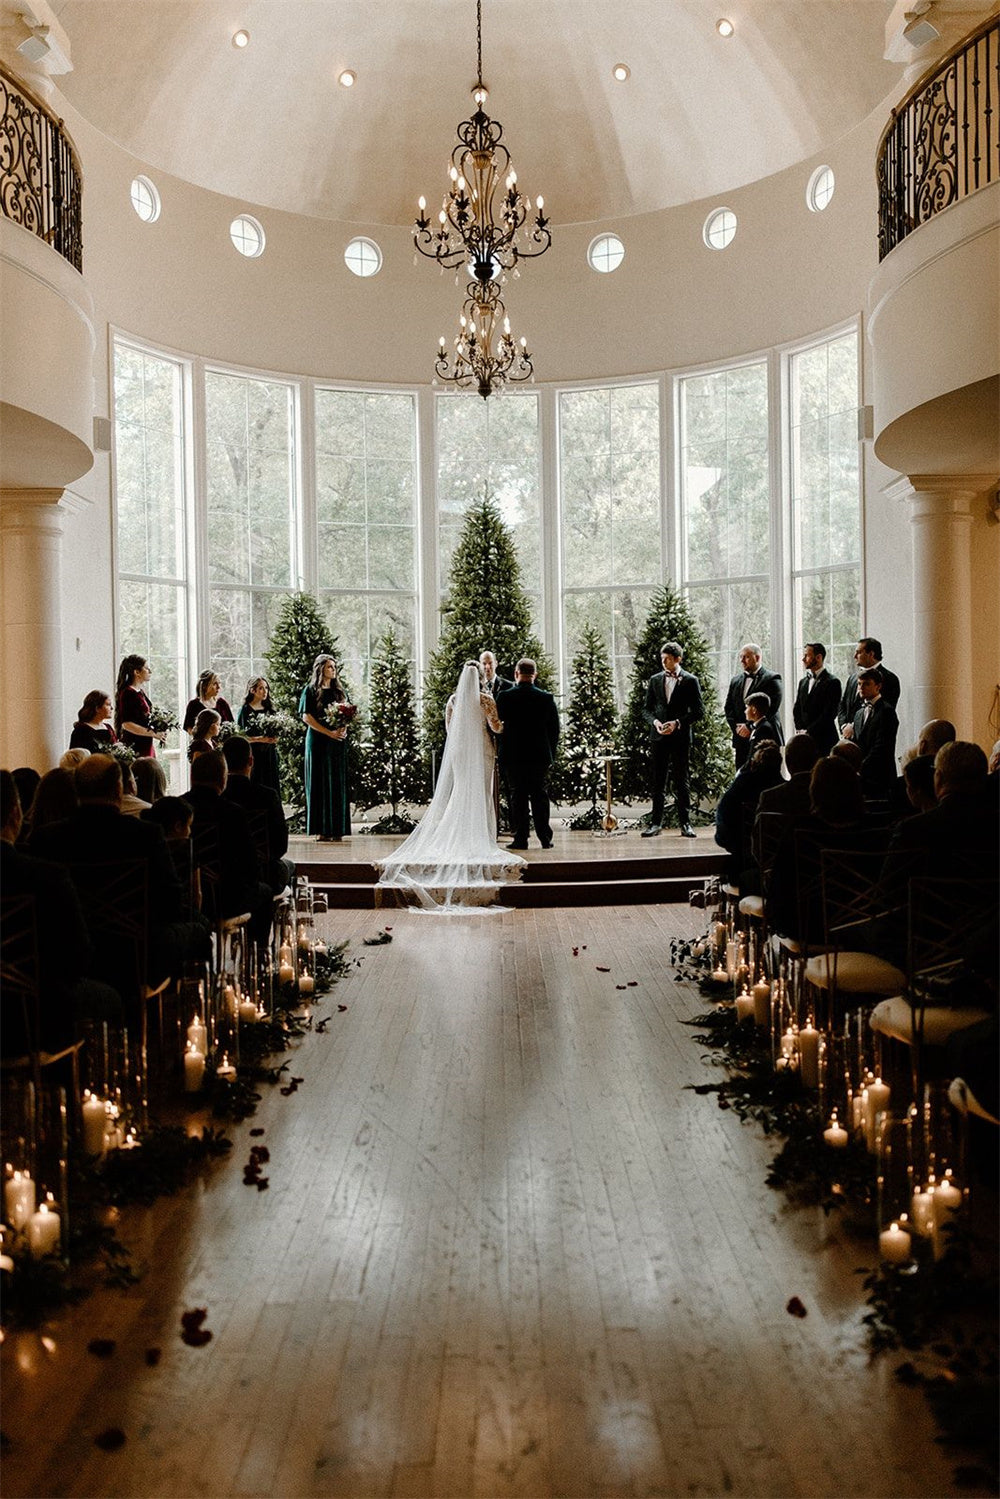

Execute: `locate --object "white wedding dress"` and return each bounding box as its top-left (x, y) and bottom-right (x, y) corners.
top-left (375, 662), bottom-right (525, 911)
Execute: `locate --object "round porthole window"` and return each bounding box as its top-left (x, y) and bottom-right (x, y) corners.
top-left (130, 175), bottom-right (161, 223)
top-left (703, 207), bottom-right (737, 250)
top-left (230, 214), bottom-right (266, 258)
top-left (345, 237), bottom-right (382, 277)
top-left (588, 234), bottom-right (625, 273)
top-left (807, 165), bottom-right (836, 212)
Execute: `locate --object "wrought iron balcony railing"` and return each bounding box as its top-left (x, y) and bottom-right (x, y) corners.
top-left (877, 16), bottom-right (999, 261)
top-left (0, 62), bottom-right (82, 272)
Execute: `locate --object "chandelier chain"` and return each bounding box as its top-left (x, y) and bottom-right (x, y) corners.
top-left (476, 0), bottom-right (483, 89)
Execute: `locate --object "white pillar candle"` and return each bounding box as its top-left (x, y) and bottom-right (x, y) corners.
top-left (27, 1200), bottom-right (61, 1258)
top-left (81, 1091), bottom-right (108, 1157)
top-left (187, 1015), bottom-right (207, 1051)
top-left (725, 939), bottom-right (738, 979)
top-left (298, 924), bottom-right (311, 950)
top-left (313, 940), bottom-right (327, 956)
top-left (752, 979), bottom-right (771, 1027)
top-left (910, 1180), bottom-right (935, 1237)
top-left (278, 943), bottom-right (292, 964)
top-left (184, 1045), bottom-right (206, 1093)
top-left (879, 1220), bottom-right (912, 1265)
top-left (238, 998), bottom-right (259, 1023)
top-left (798, 1022), bottom-right (821, 1089)
top-left (780, 1027), bottom-right (796, 1058)
top-left (4, 1170), bottom-right (35, 1231)
top-left (0, 1230), bottom-right (13, 1274)
top-left (278, 962), bottom-right (295, 984)
top-left (298, 973), bottom-right (315, 995)
top-left (823, 1112), bottom-right (849, 1147)
top-left (691, 940), bottom-right (705, 958)
top-left (865, 1076), bottom-right (891, 1151)
top-left (711, 965), bottom-right (728, 984)
top-left (852, 1091), bottom-right (867, 1137)
top-left (735, 988), bottom-right (754, 1022)
top-left (932, 1172), bottom-right (962, 1256)
top-left (216, 1053), bottom-right (237, 1083)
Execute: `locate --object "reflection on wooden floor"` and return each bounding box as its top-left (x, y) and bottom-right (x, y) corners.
top-left (2, 904), bottom-right (957, 1498)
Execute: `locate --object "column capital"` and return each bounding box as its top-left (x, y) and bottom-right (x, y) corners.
top-left (882, 472), bottom-right (997, 507)
top-left (0, 487), bottom-right (67, 509)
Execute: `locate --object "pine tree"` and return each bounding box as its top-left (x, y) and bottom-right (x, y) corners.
top-left (422, 494), bottom-right (555, 770)
top-left (551, 624), bottom-right (619, 828)
top-left (620, 583), bottom-right (731, 818)
top-left (354, 628), bottom-right (429, 829)
top-left (264, 592), bottom-right (359, 818)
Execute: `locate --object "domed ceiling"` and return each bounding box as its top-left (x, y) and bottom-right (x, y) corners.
top-left (37, 0), bottom-right (913, 226)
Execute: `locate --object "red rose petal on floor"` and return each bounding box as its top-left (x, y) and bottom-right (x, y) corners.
top-left (616, 984), bottom-right (627, 990)
top-left (180, 1327), bottom-right (213, 1347)
top-left (144, 1348), bottom-right (162, 1367)
top-left (596, 965), bottom-right (611, 973)
top-left (338, 1004), bottom-right (348, 1012)
top-left (627, 981), bottom-right (638, 987)
top-left (180, 1308), bottom-right (207, 1331)
top-left (249, 1128), bottom-right (265, 1137)
top-left (87, 1339), bottom-right (116, 1358)
top-left (786, 1296), bottom-right (808, 1318)
top-left (572, 947), bottom-right (579, 956)
top-left (94, 1428), bottom-right (126, 1451)
top-left (256, 1179), bottom-right (269, 1191)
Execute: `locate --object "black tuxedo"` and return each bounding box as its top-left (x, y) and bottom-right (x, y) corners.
top-left (792, 668), bottom-right (842, 753)
top-left (183, 786), bottom-right (271, 943)
top-left (643, 669), bottom-right (704, 825)
top-left (745, 716), bottom-right (780, 753)
top-left (223, 775), bottom-right (293, 894)
top-left (852, 697), bottom-right (899, 796)
top-left (496, 680), bottom-right (560, 846)
top-left (839, 665), bottom-right (900, 729)
top-left (724, 667), bottom-right (783, 766)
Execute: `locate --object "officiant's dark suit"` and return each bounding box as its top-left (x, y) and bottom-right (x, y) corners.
top-left (724, 647), bottom-right (783, 767)
top-left (642, 643), bottom-right (704, 836)
top-left (496, 661), bottom-right (560, 849)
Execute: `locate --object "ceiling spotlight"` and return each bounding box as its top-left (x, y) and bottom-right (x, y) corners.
top-left (232, 29), bottom-right (250, 48)
top-left (716, 18), bottom-right (734, 37)
top-left (338, 69), bottom-right (356, 87)
top-left (612, 62), bottom-right (631, 82)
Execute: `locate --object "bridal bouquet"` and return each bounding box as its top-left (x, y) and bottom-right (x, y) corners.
top-left (149, 703), bottom-right (180, 736)
top-left (324, 702), bottom-right (357, 729)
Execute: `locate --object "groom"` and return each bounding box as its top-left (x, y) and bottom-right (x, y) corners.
top-left (496, 658), bottom-right (560, 850)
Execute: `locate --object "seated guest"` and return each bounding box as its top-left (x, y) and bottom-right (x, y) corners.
top-left (917, 719), bottom-right (956, 758)
top-left (133, 756), bottom-right (167, 805)
top-left (890, 719), bottom-right (957, 817)
top-left (59, 748), bottom-right (91, 771)
top-left (714, 742), bottom-right (783, 884)
top-left (11, 767), bottom-right (41, 831)
top-left (743, 693), bottom-right (781, 753)
top-left (70, 690), bottom-right (118, 754)
top-left (183, 750), bottom-right (272, 949)
top-left (990, 740), bottom-right (1000, 776)
top-left (120, 765), bottom-right (152, 818)
top-left (850, 667), bottom-right (899, 799)
top-left (31, 753), bottom-right (209, 998)
top-left (901, 753), bottom-right (937, 815)
top-left (221, 735), bottom-right (294, 896)
top-left (188, 708), bottom-right (221, 764)
top-left (24, 767), bottom-right (79, 849)
top-left (792, 643), bottom-right (841, 753)
top-left (767, 756), bottom-right (877, 942)
top-left (0, 770), bottom-right (117, 1054)
top-left (829, 738), bottom-right (863, 773)
top-left (143, 795), bottom-right (199, 919)
top-left (880, 742), bottom-right (997, 914)
top-left (756, 732), bottom-right (821, 824)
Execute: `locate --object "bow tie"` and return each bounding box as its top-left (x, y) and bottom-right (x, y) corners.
top-left (665, 671), bottom-right (679, 679)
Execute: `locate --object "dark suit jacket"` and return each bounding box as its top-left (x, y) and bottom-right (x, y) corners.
top-left (756, 772), bottom-right (813, 824)
top-left (486, 675), bottom-right (514, 701)
top-left (0, 839), bottom-right (93, 1052)
top-left (839, 665), bottom-right (901, 728)
top-left (745, 716), bottom-right (780, 753)
top-left (644, 671), bottom-right (704, 745)
top-left (724, 668), bottom-right (783, 742)
top-left (32, 804), bottom-right (183, 926)
top-left (183, 785), bottom-right (261, 918)
top-left (223, 775), bottom-right (289, 861)
top-left (879, 787), bottom-right (1000, 914)
top-left (792, 669), bottom-right (842, 752)
top-left (496, 682), bottom-right (560, 774)
top-left (852, 698), bottom-right (899, 795)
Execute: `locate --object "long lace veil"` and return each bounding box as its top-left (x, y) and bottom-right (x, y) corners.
top-left (376, 661), bottom-right (524, 910)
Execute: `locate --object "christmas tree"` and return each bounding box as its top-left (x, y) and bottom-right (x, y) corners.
top-left (422, 494), bottom-right (554, 771)
top-left (264, 592), bottom-right (359, 819)
top-left (619, 583), bottom-right (731, 819)
top-left (551, 624), bottom-right (619, 828)
top-left (354, 628), bottom-right (429, 830)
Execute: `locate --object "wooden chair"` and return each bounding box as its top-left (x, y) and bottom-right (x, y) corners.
top-left (191, 822), bottom-right (252, 986)
top-left (802, 845), bottom-right (903, 1028)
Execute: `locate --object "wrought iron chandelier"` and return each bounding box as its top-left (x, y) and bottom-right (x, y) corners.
top-left (414, 0), bottom-right (550, 396)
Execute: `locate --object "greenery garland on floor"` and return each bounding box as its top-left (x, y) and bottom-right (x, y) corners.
top-left (1, 939), bottom-right (356, 1329)
top-left (672, 925), bottom-right (998, 1490)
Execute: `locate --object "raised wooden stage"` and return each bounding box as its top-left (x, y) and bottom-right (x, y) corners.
top-left (289, 825), bottom-right (728, 908)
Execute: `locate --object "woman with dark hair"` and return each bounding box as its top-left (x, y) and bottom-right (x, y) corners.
top-left (299, 654), bottom-right (351, 841)
top-left (237, 675), bottom-right (280, 796)
top-left (24, 767), bottom-right (79, 848)
top-left (115, 655), bottom-right (164, 757)
top-left (70, 690), bottom-right (118, 753)
top-left (183, 670), bottom-right (234, 737)
top-left (188, 708), bottom-right (221, 764)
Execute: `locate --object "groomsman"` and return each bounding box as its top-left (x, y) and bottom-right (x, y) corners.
top-left (479, 650), bottom-right (513, 700)
top-left (852, 668), bottom-right (899, 797)
top-left (839, 637), bottom-right (900, 734)
top-left (724, 643), bottom-right (783, 767)
top-left (792, 642), bottom-right (841, 752)
top-left (641, 641), bottom-right (704, 837)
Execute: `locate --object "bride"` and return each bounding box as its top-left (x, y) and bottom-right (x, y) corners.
top-left (375, 661), bottom-right (525, 910)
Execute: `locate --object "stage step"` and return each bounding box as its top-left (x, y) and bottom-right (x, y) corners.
top-left (304, 850), bottom-right (728, 909)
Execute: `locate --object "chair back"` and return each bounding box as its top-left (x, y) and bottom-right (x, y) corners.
top-left (245, 809), bottom-right (270, 874)
top-left (191, 821), bottom-right (223, 922)
top-left (908, 876), bottom-right (1000, 992)
top-left (66, 859), bottom-right (149, 1008)
top-left (819, 843), bottom-right (893, 951)
top-left (753, 811), bottom-right (787, 894)
top-left (1, 893), bottom-right (39, 1061)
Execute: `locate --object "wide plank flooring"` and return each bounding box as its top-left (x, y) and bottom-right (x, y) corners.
top-left (2, 904), bottom-right (959, 1498)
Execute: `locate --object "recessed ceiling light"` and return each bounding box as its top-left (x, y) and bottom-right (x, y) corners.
top-left (612, 62), bottom-right (631, 82)
top-left (232, 29), bottom-right (250, 48)
top-left (716, 18), bottom-right (734, 37)
top-left (338, 69), bottom-right (356, 87)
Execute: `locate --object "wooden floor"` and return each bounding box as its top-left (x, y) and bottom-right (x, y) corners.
top-left (287, 823), bottom-right (719, 870)
top-left (2, 904), bottom-right (961, 1499)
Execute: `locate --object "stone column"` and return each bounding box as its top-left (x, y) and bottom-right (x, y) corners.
top-left (890, 473), bottom-right (995, 737)
top-left (0, 488), bottom-right (68, 771)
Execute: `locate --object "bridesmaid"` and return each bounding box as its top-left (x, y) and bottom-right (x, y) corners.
top-left (238, 676), bottom-right (281, 796)
top-left (188, 708), bottom-right (221, 763)
top-left (115, 655), bottom-right (165, 757)
top-left (298, 654), bottom-right (351, 842)
top-left (183, 670), bottom-right (234, 738)
top-left (70, 690), bottom-right (118, 753)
